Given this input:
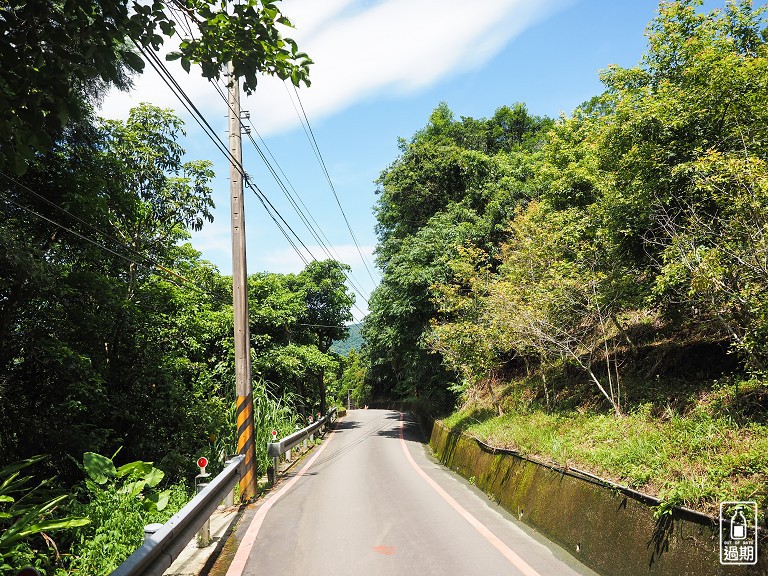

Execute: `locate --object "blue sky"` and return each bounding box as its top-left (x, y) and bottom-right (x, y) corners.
top-left (100, 0), bottom-right (692, 321)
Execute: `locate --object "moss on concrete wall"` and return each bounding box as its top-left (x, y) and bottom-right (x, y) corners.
top-left (430, 421), bottom-right (766, 576)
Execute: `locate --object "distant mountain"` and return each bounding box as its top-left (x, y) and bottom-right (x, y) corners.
top-left (330, 323), bottom-right (363, 355)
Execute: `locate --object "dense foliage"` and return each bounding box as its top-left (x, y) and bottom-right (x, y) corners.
top-left (0, 0), bottom-right (311, 175)
top-left (364, 101), bottom-right (553, 409)
top-left (364, 0), bottom-right (768, 417)
top-left (0, 98), bottom-right (354, 570)
top-left (0, 0), bottom-right (359, 570)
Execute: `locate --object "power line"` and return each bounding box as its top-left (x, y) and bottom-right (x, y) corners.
top-left (209, 78), bottom-right (370, 305)
top-left (0, 186), bottom-right (211, 296)
top-left (136, 43), bottom-right (312, 266)
top-left (244, 121), bottom-right (371, 301)
top-left (136, 42), bottom-right (231, 161)
top-left (134, 39), bottom-right (370, 319)
top-left (297, 323), bottom-right (360, 329)
top-left (0, 186), bottom-right (361, 326)
top-left (158, 10), bottom-right (372, 312)
top-left (0, 170), bottom-right (178, 272)
top-left (285, 83), bottom-right (379, 285)
top-left (2, 190), bottom-right (135, 263)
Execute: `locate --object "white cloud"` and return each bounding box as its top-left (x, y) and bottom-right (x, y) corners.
top-left (248, 0), bottom-right (568, 134)
top-left (99, 0), bottom-right (569, 134)
top-left (188, 218), bottom-right (232, 267)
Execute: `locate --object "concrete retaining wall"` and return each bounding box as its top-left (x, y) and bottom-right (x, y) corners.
top-left (430, 421), bottom-right (766, 576)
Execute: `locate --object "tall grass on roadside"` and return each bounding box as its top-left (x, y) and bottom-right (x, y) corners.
top-left (253, 382), bottom-right (303, 475)
top-left (443, 380), bottom-right (768, 518)
top-left (213, 379), bottom-right (303, 479)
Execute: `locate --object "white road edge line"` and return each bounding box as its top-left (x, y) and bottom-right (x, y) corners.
top-left (225, 423), bottom-right (338, 576)
top-left (398, 412), bottom-right (543, 576)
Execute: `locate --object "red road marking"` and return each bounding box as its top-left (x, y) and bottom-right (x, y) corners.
top-left (225, 426), bottom-right (338, 576)
top-left (372, 545), bottom-right (396, 556)
top-left (398, 413), bottom-right (543, 576)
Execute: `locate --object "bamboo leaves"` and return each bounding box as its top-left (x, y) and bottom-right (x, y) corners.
top-left (0, 456), bottom-right (90, 567)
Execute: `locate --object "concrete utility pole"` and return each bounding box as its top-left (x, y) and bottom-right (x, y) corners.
top-left (228, 62), bottom-right (257, 500)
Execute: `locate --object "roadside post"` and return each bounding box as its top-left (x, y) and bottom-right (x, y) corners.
top-left (195, 457), bottom-right (211, 547)
top-left (270, 430), bottom-right (278, 484)
top-left (143, 523), bottom-right (164, 545)
top-left (309, 415), bottom-right (314, 443)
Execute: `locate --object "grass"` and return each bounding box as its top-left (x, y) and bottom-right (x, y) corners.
top-left (442, 376), bottom-right (768, 518)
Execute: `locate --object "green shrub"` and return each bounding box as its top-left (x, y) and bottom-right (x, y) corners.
top-left (0, 456), bottom-right (89, 575)
top-left (68, 451), bottom-right (189, 575)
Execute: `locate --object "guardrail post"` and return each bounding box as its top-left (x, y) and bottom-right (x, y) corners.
top-left (270, 456), bottom-right (279, 485)
top-left (265, 409), bottom-right (336, 487)
top-left (224, 456), bottom-right (237, 506)
top-left (144, 523), bottom-right (163, 544)
top-left (196, 482), bottom-right (211, 547)
top-left (112, 455), bottom-right (245, 576)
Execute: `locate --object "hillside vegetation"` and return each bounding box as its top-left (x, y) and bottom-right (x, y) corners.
top-left (362, 0), bottom-right (768, 516)
top-left (331, 323), bottom-right (364, 354)
top-left (0, 2), bottom-right (341, 568)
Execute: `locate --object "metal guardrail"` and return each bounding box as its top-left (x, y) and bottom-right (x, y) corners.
top-left (267, 408), bottom-right (336, 479)
top-left (110, 454), bottom-right (245, 576)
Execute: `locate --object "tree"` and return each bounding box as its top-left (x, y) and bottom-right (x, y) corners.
top-left (427, 201), bottom-right (625, 416)
top-left (495, 202), bottom-right (623, 414)
top-left (333, 350), bottom-right (369, 408)
top-left (425, 246), bottom-right (505, 412)
top-left (101, 103), bottom-right (215, 294)
top-left (299, 260), bottom-right (354, 352)
top-left (0, 107), bottom-right (227, 480)
top-left (248, 260), bottom-right (354, 415)
top-left (364, 204), bottom-right (487, 409)
top-left (365, 102), bottom-right (550, 411)
top-left (1, 0), bottom-right (311, 174)
top-left (298, 260), bottom-right (354, 414)
top-left (591, 0), bottom-right (768, 363)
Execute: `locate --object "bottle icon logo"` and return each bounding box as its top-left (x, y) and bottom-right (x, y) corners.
top-left (731, 508), bottom-right (747, 540)
top-left (720, 501), bottom-right (758, 565)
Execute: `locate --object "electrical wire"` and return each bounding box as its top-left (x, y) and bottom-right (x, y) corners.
top-left (136, 42), bottom-right (315, 268)
top-left (158, 9), bottom-right (373, 311)
top-left (286, 83), bottom-right (379, 284)
top-left (0, 186), bottom-right (212, 296)
top-left (209, 78), bottom-right (370, 304)
top-left (0, 170), bottom-right (179, 273)
top-left (133, 37), bottom-right (370, 318)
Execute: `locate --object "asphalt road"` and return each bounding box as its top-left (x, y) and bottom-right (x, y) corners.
top-left (224, 409), bottom-right (600, 576)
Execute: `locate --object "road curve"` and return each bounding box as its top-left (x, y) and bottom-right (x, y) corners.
top-left (224, 409), bottom-right (599, 576)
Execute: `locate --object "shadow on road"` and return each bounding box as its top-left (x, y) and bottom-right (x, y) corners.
top-left (307, 412), bottom-right (428, 472)
top-left (332, 420), bottom-right (361, 431)
top-left (376, 417), bottom-right (426, 443)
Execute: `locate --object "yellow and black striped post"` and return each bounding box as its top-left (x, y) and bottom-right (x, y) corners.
top-left (228, 63), bottom-right (257, 500)
top-left (236, 392), bottom-right (256, 498)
